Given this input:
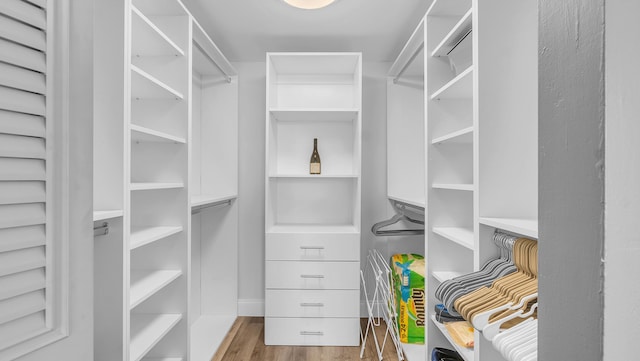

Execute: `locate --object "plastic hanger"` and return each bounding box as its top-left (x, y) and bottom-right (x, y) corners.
top-left (481, 302), bottom-right (538, 341)
top-left (371, 212), bottom-right (424, 236)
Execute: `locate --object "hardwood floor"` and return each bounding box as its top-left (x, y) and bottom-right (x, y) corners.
top-left (212, 317), bottom-right (404, 361)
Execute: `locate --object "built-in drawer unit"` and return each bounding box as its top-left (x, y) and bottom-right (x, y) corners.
top-left (265, 317), bottom-right (360, 346)
top-left (265, 261), bottom-right (360, 290)
top-left (265, 289), bottom-right (360, 318)
top-left (265, 233), bottom-right (360, 261)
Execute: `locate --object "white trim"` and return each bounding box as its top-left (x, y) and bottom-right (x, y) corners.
top-left (237, 299), bottom-right (264, 317)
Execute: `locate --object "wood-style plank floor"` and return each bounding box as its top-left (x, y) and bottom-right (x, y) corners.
top-left (212, 317), bottom-right (402, 361)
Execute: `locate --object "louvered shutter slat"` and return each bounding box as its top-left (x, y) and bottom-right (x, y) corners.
top-left (0, 62), bottom-right (46, 95)
top-left (0, 87), bottom-right (46, 116)
top-left (0, 38), bottom-right (46, 73)
top-left (0, 225), bottom-right (46, 253)
top-left (0, 134), bottom-right (46, 159)
top-left (0, 203), bottom-right (46, 230)
top-left (0, 110), bottom-right (45, 137)
top-left (0, 311), bottom-right (46, 350)
top-left (0, 290), bottom-right (45, 325)
top-left (0, 269), bottom-right (46, 301)
top-left (0, 158), bottom-right (46, 181)
top-left (24, 0), bottom-right (46, 9)
top-left (0, 246), bottom-right (45, 277)
top-left (0, 182), bottom-right (46, 205)
top-left (0, 14), bottom-right (46, 52)
top-left (0, 0), bottom-right (46, 30)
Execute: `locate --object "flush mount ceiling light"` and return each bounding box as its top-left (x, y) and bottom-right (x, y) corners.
top-left (283, 0), bottom-right (337, 10)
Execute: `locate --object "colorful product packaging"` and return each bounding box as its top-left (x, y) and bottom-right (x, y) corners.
top-left (391, 253), bottom-right (426, 344)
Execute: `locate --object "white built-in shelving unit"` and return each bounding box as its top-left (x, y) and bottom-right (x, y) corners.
top-left (264, 52), bottom-right (362, 346)
top-left (93, 1), bottom-right (238, 360)
top-left (386, 0), bottom-right (538, 360)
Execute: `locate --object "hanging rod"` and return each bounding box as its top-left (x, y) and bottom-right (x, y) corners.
top-left (94, 222), bottom-right (109, 237)
top-left (391, 199), bottom-right (425, 217)
top-left (393, 42), bottom-right (424, 84)
top-left (192, 199), bottom-right (232, 214)
top-left (194, 42), bottom-right (232, 84)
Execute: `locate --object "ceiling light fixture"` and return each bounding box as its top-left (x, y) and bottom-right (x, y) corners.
top-left (283, 0), bottom-right (336, 10)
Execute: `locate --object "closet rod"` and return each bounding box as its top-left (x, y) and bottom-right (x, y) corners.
top-left (392, 199), bottom-right (424, 217)
top-left (393, 42), bottom-right (424, 84)
top-left (194, 42), bottom-right (232, 83)
top-left (191, 199), bottom-right (232, 214)
top-left (94, 222), bottom-right (109, 237)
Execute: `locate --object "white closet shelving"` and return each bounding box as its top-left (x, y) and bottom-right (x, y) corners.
top-left (93, 1), bottom-right (238, 360)
top-left (264, 52), bottom-right (362, 346)
top-left (385, 0), bottom-right (538, 360)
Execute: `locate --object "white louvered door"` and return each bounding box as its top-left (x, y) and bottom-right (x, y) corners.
top-left (0, 0), bottom-right (59, 358)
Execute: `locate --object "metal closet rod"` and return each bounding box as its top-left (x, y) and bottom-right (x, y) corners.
top-left (194, 42), bottom-right (232, 84)
top-left (393, 42), bottom-right (424, 84)
top-left (191, 199), bottom-right (232, 214)
top-left (94, 222), bottom-right (109, 237)
top-left (392, 199), bottom-right (425, 217)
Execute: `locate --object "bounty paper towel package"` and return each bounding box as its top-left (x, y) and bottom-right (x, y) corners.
top-left (391, 253), bottom-right (426, 344)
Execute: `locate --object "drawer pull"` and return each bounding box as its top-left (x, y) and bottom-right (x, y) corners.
top-left (300, 331), bottom-right (324, 336)
top-left (300, 274), bottom-right (325, 279)
top-left (300, 302), bottom-right (325, 307)
top-left (300, 246), bottom-right (325, 250)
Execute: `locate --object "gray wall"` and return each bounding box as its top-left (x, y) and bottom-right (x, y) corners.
top-left (538, 0), bottom-right (604, 359)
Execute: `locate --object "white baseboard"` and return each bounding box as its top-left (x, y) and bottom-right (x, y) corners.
top-left (238, 299), bottom-right (264, 317)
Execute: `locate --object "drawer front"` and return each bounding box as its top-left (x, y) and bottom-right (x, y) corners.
top-left (265, 261), bottom-right (360, 290)
top-left (265, 317), bottom-right (360, 346)
top-left (265, 289), bottom-right (360, 318)
top-left (266, 233), bottom-right (360, 261)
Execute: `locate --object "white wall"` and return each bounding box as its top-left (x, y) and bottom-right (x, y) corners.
top-left (604, 0), bottom-right (640, 358)
top-left (235, 61), bottom-right (391, 315)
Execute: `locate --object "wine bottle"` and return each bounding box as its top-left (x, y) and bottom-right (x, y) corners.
top-left (309, 138), bottom-right (321, 174)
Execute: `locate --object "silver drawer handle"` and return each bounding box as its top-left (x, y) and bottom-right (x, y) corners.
top-left (300, 274), bottom-right (325, 279)
top-left (300, 303), bottom-right (325, 307)
top-left (300, 331), bottom-right (324, 336)
top-left (300, 246), bottom-right (325, 250)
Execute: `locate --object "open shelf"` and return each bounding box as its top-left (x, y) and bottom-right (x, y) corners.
top-left (191, 194), bottom-right (236, 208)
top-left (131, 124), bottom-right (186, 144)
top-left (432, 8), bottom-right (473, 57)
top-left (269, 173), bottom-right (358, 179)
top-left (427, 0), bottom-right (471, 17)
top-left (432, 271), bottom-right (464, 283)
top-left (430, 314), bottom-right (474, 361)
top-left (432, 126), bottom-right (474, 145)
top-left (479, 217), bottom-right (538, 239)
top-left (130, 182), bottom-right (184, 191)
top-left (388, 195), bottom-right (426, 210)
top-left (401, 343), bottom-right (426, 361)
top-left (267, 224), bottom-right (359, 234)
top-left (270, 108), bottom-right (359, 122)
top-left (190, 315), bottom-right (236, 361)
top-left (130, 226), bottom-right (183, 250)
top-left (432, 227), bottom-right (474, 250)
top-left (131, 5), bottom-right (184, 57)
top-left (93, 209), bottom-right (124, 221)
top-left (430, 66), bottom-right (473, 100)
top-left (131, 65), bottom-right (184, 100)
top-left (130, 270), bottom-right (182, 309)
top-left (432, 183), bottom-right (474, 191)
top-left (142, 358), bottom-right (183, 361)
top-left (130, 313), bottom-right (183, 361)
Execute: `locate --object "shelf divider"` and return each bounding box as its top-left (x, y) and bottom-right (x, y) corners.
top-left (130, 226), bottom-right (183, 250)
top-left (130, 313), bottom-right (183, 361)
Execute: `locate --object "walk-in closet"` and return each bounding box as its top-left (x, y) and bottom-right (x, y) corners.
top-left (0, 0), bottom-right (637, 360)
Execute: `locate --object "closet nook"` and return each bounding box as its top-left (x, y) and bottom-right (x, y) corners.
top-left (93, 0), bottom-right (238, 360)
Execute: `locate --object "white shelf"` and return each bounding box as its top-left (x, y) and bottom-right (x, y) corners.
top-left (427, 0), bottom-right (471, 17)
top-left (269, 173), bottom-right (358, 179)
top-left (93, 210), bottom-right (124, 221)
top-left (191, 194), bottom-right (237, 208)
top-left (130, 226), bottom-right (183, 250)
top-left (432, 126), bottom-right (474, 144)
top-left (479, 217), bottom-right (538, 239)
top-left (432, 8), bottom-right (473, 57)
top-left (432, 227), bottom-right (474, 250)
top-left (267, 224), bottom-right (359, 234)
top-left (430, 314), bottom-right (474, 361)
top-left (432, 183), bottom-right (474, 191)
top-left (432, 271), bottom-right (464, 283)
top-left (270, 108), bottom-right (359, 122)
top-left (130, 270), bottom-right (182, 309)
top-left (131, 65), bottom-right (184, 100)
top-left (388, 195), bottom-right (426, 210)
top-left (131, 124), bottom-right (186, 144)
top-left (130, 182), bottom-right (184, 191)
top-left (401, 342), bottom-right (426, 361)
top-left (142, 358), bottom-right (183, 361)
top-left (430, 66), bottom-right (473, 100)
top-left (130, 313), bottom-right (183, 361)
top-left (190, 315), bottom-right (236, 361)
top-left (131, 5), bottom-right (184, 57)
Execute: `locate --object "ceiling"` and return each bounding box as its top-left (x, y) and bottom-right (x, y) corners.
top-left (181, 0), bottom-right (433, 62)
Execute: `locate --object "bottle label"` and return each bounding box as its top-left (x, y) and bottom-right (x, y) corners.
top-left (310, 163), bottom-right (321, 174)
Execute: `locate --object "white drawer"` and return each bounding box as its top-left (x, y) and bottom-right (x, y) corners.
top-left (266, 233), bottom-right (360, 261)
top-left (265, 289), bottom-right (360, 318)
top-left (265, 261), bottom-right (360, 290)
top-left (265, 317), bottom-right (360, 346)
